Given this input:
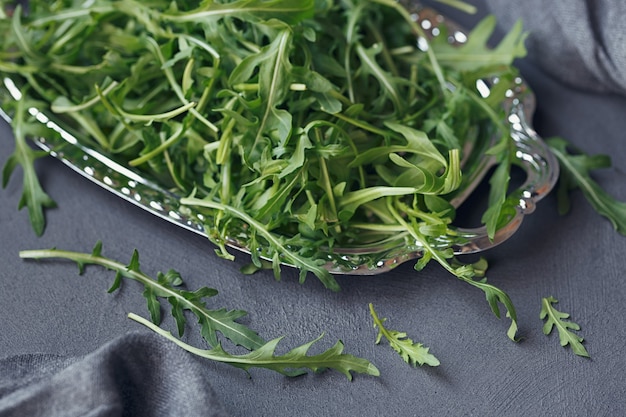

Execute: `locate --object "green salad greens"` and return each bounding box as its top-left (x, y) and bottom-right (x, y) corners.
top-left (0, 0), bottom-right (528, 338)
top-left (370, 303), bottom-right (440, 367)
top-left (540, 296), bottom-right (589, 358)
top-left (3, 0), bottom-right (624, 365)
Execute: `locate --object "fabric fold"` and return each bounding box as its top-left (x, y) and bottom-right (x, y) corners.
top-left (484, 0), bottom-right (626, 96)
top-left (0, 332), bottom-right (230, 417)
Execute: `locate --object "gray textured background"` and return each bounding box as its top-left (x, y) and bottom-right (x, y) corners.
top-left (2, 1), bottom-right (626, 416)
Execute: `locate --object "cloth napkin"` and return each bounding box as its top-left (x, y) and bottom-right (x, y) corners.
top-left (0, 332), bottom-right (230, 417)
top-left (484, 0), bottom-right (626, 96)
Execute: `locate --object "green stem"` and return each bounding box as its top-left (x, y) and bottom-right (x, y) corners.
top-left (18, 248), bottom-right (264, 349)
top-left (145, 37), bottom-right (219, 134)
top-left (116, 101), bottom-right (197, 124)
top-left (370, 0), bottom-right (448, 93)
top-left (51, 81), bottom-right (119, 113)
top-left (369, 303), bottom-right (394, 344)
top-left (129, 123), bottom-right (186, 166)
top-left (333, 112), bottom-right (394, 138)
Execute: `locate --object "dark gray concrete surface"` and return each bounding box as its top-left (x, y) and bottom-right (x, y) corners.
top-left (2, 2), bottom-right (625, 416)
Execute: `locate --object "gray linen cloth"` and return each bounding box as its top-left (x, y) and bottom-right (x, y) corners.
top-left (485, 0), bottom-right (626, 95)
top-left (0, 332), bottom-right (230, 417)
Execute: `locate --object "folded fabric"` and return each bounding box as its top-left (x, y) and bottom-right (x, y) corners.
top-left (0, 332), bottom-right (230, 417)
top-left (484, 0), bottom-right (626, 96)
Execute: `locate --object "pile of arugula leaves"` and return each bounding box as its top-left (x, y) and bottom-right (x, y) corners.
top-left (2, 0), bottom-right (624, 373)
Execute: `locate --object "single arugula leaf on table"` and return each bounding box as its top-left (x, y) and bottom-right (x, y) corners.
top-left (547, 137), bottom-right (626, 236)
top-left (19, 241), bottom-right (379, 379)
top-left (369, 303), bottom-right (440, 367)
top-left (131, 313), bottom-right (380, 379)
top-left (540, 296), bottom-right (589, 358)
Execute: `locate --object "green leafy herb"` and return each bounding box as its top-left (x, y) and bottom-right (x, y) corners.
top-left (540, 296), bottom-right (589, 358)
top-left (130, 313), bottom-right (380, 379)
top-left (430, 15), bottom-right (527, 74)
top-left (386, 201), bottom-right (519, 340)
top-left (369, 303), bottom-right (440, 367)
top-left (1, 0), bottom-right (525, 280)
top-left (2, 93), bottom-right (56, 236)
top-left (548, 137), bottom-right (626, 236)
top-left (19, 241), bottom-right (379, 379)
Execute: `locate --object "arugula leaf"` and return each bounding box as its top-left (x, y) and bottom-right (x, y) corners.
top-left (2, 95), bottom-right (56, 236)
top-left (481, 158), bottom-right (511, 240)
top-left (430, 15), bottom-right (527, 74)
top-left (160, 0), bottom-right (316, 25)
top-left (130, 313), bottom-right (380, 380)
top-left (464, 277), bottom-right (518, 341)
top-left (386, 201), bottom-right (519, 341)
top-left (19, 242), bottom-right (378, 378)
top-left (355, 43), bottom-right (405, 113)
top-left (234, 26), bottom-right (294, 167)
top-left (540, 296), bottom-right (589, 358)
top-left (369, 304), bottom-right (440, 367)
top-left (548, 137), bottom-right (626, 236)
top-left (19, 241), bottom-right (266, 350)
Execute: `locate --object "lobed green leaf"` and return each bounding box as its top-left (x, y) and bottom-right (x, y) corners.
top-left (2, 97), bottom-right (56, 236)
top-left (131, 313), bottom-right (380, 380)
top-left (548, 137), bottom-right (626, 236)
top-left (369, 304), bottom-right (440, 367)
top-left (540, 296), bottom-right (589, 358)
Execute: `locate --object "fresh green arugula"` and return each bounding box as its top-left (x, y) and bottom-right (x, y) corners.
top-left (2, 94), bottom-right (56, 236)
top-left (19, 242), bottom-right (379, 378)
top-left (131, 313), bottom-right (379, 379)
top-left (548, 137), bottom-right (626, 236)
top-left (369, 303), bottom-right (440, 367)
top-left (540, 296), bottom-right (589, 358)
top-left (0, 0), bottom-right (539, 342)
